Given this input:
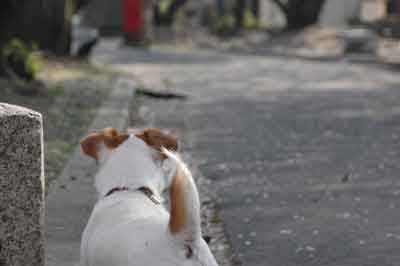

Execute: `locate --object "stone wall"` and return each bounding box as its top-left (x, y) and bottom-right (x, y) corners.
top-left (0, 103), bottom-right (45, 266)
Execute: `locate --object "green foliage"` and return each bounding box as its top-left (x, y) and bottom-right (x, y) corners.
top-left (158, 0), bottom-right (173, 15)
top-left (1, 38), bottom-right (41, 81)
top-left (215, 14), bottom-right (235, 35)
top-left (243, 8), bottom-right (260, 29)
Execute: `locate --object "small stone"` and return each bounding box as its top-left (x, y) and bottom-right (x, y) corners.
top-left (280, 229), bottom-right (293, 235)
top-left (337, 212), bottom-right (351, 219)
top-left (392, 190), bottom-right (400, 196)
top-left (217, 163), bottom-right (227, 170)
top-left (341, 173), bottom-right (350, 183)
top-left (216, 244), bottom-right (226, 251)
top-left (245, 197), bottom-right (253, 203)
top-left (305, 246), bottom-right (316, 252)
top-left (295, 247), bottom-right (304, 253)
top-left (294, 215), bottom-right (305, 221)
top-left (386, 233), bottom-right (400, 239)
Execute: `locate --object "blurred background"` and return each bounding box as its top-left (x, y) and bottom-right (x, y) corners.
top-left (1, 0), bottom-right (400, 56)
top-left (2, 1), bottom-right (400, 266)
top-left (3, 0), bottom-right (400, 183)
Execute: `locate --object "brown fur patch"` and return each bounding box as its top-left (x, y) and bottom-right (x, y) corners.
top-left (169, 165), bottom-right (187, 234)
top-left (101, 128), bottom-right (130, 149)
top-left (80, 133), bottom-right (103, 160)
top-left (80, 128), bottom-right (129, 160)
top-left (135, 128), bottom-right (178, 154)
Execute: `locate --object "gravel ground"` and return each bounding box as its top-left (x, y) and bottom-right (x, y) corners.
top-left (103, 43), bottom-right (400, 266)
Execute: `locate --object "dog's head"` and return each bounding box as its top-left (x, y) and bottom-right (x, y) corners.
top-left (80, 128), bottom-right (179, 197)
top-left (80, 127), bottom-right (178, 163)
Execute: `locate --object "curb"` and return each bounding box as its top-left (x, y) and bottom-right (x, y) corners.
top-left (46, 77), bottom-right (136, 266)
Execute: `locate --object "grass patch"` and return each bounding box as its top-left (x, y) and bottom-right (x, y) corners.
top-left (0, 56), bottom-right (114, 186)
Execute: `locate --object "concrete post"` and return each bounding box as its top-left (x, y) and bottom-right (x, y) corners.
top-left (0, 103), bottom-right (45, 266)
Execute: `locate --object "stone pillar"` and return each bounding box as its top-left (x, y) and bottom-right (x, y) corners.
top-left (0, 103), bottom-right (45, 266)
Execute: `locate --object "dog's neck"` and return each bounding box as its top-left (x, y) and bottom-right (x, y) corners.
top-left (94, 135), bottom-right (166, 199)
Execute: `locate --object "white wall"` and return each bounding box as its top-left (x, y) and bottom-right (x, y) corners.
top-left (319, 0), bottom-right (361, 27)
top-left (260, 0), bottom-right (285, 28)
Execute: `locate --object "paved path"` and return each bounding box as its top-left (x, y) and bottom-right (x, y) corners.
top-left (93, 39), bottom-right (400, 266)
top-left (46, 78), bottom-right (136, 266)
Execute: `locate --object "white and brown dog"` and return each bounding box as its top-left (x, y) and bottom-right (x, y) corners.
top-left (79, 128), bottom-right (218, 266)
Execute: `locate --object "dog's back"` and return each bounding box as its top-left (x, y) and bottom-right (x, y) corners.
top-left (81, 192), bottom-right (173, 266)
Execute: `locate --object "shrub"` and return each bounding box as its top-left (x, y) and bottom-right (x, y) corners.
top-left (1, 38), bottom-right (41, 82)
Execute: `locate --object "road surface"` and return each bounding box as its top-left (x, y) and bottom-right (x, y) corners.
top-left (93, 40), bottom-right (400, 266)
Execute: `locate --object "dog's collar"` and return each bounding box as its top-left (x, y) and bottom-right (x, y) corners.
top-left (105, 186), bottom-right (129, 197)
top-left (138, 186), bottom-right (161, 205)
top-left (105, 186), bottom-right (161, 205)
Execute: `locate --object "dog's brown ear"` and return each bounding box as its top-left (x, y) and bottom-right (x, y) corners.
top-left (161, 148), bottom-right (202, 252)
top-left (80, 133), bottom-right (103, 160)
top-left (80, 128), bottom-right (129, 161)
top-left (135, 128), bottom-right (178, 153)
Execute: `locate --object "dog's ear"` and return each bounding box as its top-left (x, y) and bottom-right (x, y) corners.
top-left (135, 128), bottom-right (178, 154)
top-left (80, 128), bottom-right (129, 161)
top-left (80, 132), bottom-right (103, 160)
top-left (162, 148), bottom-right (205, 260)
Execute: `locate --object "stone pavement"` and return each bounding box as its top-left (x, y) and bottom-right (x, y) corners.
top-left (46, 78), bottom-right (136, 266)
top-left (92, 39), bottom-right (400, 266)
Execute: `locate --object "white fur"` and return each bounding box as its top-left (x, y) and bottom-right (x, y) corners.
top-left (80, 135), bottom-right (218, 266)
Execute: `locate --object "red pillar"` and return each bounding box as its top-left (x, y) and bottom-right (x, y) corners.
top-left (123, 0), bottom-right (151, 45)
top-left (123, 0), bottom-right (143, 34)
top-left (397, 0), bottom-right (400, 14)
